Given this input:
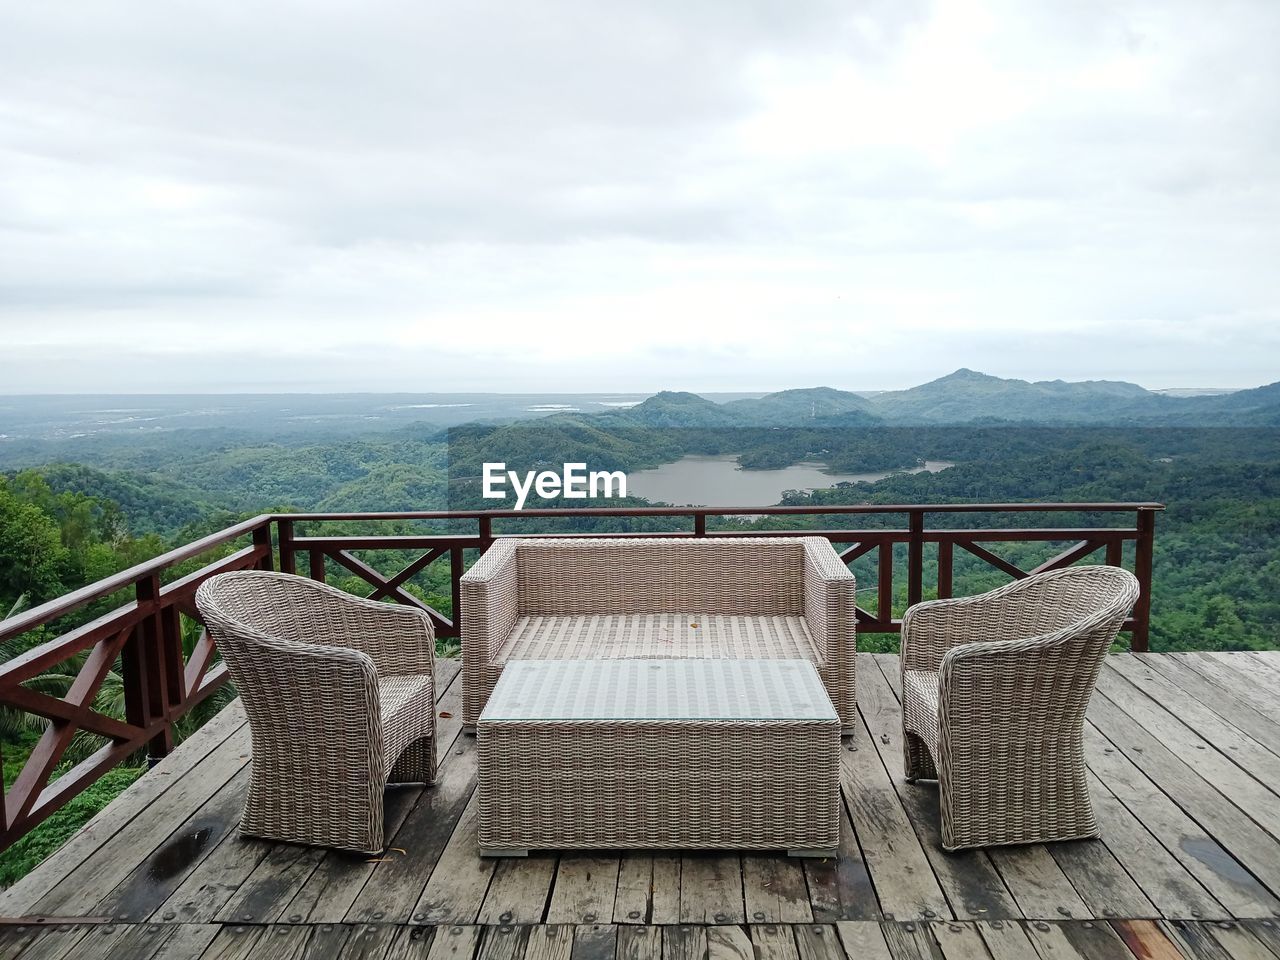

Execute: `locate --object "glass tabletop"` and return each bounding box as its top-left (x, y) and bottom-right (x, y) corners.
top-left (480, 658), bottom-right (838, 722)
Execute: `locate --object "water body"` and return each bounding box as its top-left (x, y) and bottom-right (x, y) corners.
top-left (627, 455), bottom-right (954, 508)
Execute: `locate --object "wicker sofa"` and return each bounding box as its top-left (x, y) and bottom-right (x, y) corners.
top-left (900, 565), bottom-right (1140, 851)
top-left (196, 570), bottom-right (438, 854)
top-left (459, 536), bottom-right (857, 730)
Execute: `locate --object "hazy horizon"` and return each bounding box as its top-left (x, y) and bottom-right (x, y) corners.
top-left (0, 371), bottom-right (1262, 399)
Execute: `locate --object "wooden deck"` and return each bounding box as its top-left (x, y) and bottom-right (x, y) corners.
top-left (3, 652), bottom-right (1280, 960)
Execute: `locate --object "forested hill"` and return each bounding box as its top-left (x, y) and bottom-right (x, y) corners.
top-left (3, 373), bottom-right (1280, 658)
top-left (4, 425), bottom-right (1280, 656)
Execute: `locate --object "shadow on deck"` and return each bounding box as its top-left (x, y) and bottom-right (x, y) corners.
top-left (2, 652), bottom-right (1280, 960)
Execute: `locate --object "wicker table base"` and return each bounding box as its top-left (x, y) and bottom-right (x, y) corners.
top-left (476, 659), bottom-right (841, 856)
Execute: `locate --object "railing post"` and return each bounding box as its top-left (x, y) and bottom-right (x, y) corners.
top-left (122, 573), bottom-right (177, 762)
top-left (253, 522), bottom-right (273, 572)
top-left (478, 515), bottom-right (493, 553)
top-left (1132, 508), bottom-right (1156, 652)
top-left (278, 518), bottom-right (295, 575)
top-left (159, 602), bottom-right (185, 721)
top-left (694, 512), bottom-right (707, 537)
top-left (309, 550), bottom-right (326, 582)
top-left (937, 540), bottom-right (953, 600)
top-left (907, 510), bottom-right (924, 608)
top-left (878, 542), bottom-right (894, 623)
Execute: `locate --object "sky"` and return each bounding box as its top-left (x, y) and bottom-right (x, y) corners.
top-left (1, 0), bottom-right (1278, 394)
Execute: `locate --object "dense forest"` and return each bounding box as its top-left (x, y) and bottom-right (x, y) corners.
top-left (2, 374), bottom-right (1279, 883)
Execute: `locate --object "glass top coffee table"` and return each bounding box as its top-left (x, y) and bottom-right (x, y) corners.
top-left (476, 658), bottom-right (842, 856)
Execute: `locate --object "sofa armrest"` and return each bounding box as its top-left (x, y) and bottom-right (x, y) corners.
top-left (802, 538), bottom-right (857, 727)
top-left (802, 537), bottom-right (857, 662)
top-left (460, 539), bottom-right (521, 668)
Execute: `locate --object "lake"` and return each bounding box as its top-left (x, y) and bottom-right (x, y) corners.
top-left (626, 455), bottom-right (954, 508)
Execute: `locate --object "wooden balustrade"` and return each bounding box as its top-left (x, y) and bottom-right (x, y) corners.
top-left (0, 501), bottom-right (1161, 852)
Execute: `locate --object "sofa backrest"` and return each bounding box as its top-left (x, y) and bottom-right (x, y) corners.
top-left (514, 537), bottom-right (806, 615)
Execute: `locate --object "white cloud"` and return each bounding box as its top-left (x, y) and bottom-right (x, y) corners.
top-left (0, 0), bottom-right (1277, 392)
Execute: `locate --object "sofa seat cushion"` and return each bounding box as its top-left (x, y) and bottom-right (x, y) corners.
top-left (495, 613), bottom-right (821, 664)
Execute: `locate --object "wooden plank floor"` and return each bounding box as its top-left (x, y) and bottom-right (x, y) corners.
top-left (2, 652), bottom-right (1280, 960)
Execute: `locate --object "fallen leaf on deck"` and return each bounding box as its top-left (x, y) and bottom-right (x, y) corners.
top-left (366, 846), bottom-right (407, 863)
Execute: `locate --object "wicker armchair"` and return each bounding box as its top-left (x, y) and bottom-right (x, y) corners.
top-left (196, 571), bottom-right (437, 855)
top-left (900, 565), bottom-right (1139, 851)
top-left (460, 536), bottom-right (857, 730)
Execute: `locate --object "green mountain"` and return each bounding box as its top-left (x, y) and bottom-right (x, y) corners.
top-left (866, 369), bottom-right (1179, 423)
top-left (594, 387), bottom-right (882, 428)
top-left (612, 391), bottom-right (741, 428)
top-left (722, 387), bottom-right (881, 425)
top-left (1185, 380), bottom-right (1280, 424)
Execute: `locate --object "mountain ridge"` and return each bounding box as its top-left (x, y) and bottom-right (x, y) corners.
top-left (607, 370), bottom-right (1278, 427)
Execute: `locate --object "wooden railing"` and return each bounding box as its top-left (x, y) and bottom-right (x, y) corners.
top-left (0, 501), bottom-right (1160, 851)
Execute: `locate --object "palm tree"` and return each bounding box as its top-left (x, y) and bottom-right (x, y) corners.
top-left (172, 614), bottom-right (235, 742)
top-left (0, 595), bottom-right (46, 740)
top-left (1, 598), bottom-right (234, 774)
top-left (0, 593), bottom-right (127, 763)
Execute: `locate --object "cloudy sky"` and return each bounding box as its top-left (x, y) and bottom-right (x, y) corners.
top-left (2, 0), bottom-right (1278, 393)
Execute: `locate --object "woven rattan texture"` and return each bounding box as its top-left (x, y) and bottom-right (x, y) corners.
top-left (899, 565), bottom-right (1140, 851)
top-left (196, 570), bottom-right (438, 854)
top-left (477, 659), bottom-right (840, 851)
top-left (460, 537), bottom-right (857, 729)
